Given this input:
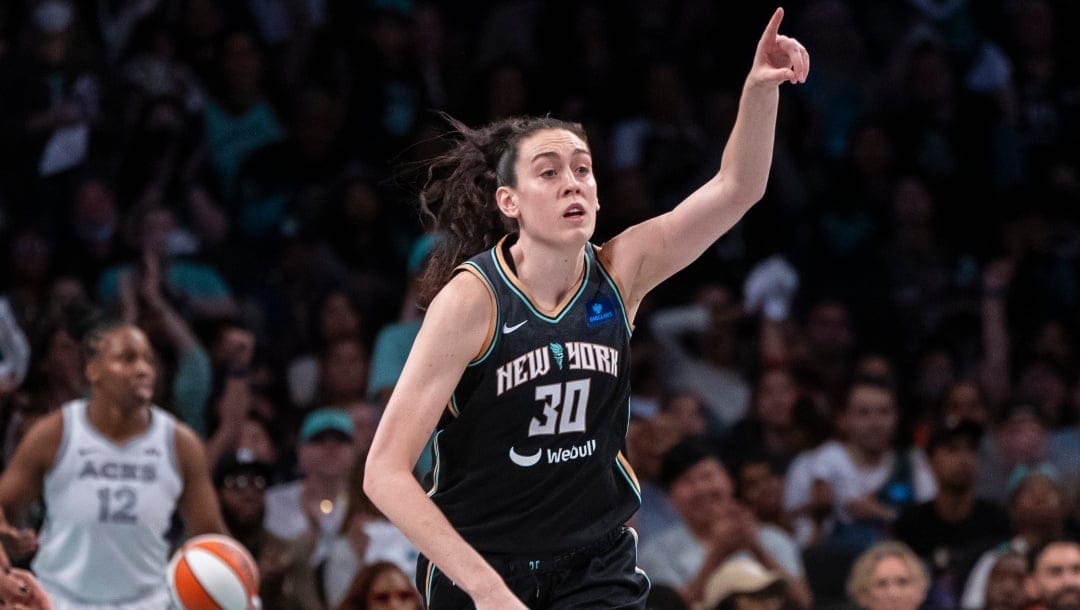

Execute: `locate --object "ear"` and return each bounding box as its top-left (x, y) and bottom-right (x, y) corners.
top-left (496, 186), bottom-right (519, 219)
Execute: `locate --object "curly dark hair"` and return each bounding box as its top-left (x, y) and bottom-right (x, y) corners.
top-left (415, 114), bottom-right (588, 306)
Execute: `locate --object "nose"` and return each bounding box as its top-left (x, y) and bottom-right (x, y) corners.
top-left (562, 173), bottom-right (583, 196)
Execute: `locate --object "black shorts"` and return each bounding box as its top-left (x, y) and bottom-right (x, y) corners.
top-left (416, 527), bottom-right (650, 609)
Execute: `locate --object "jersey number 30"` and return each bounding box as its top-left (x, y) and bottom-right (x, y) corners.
top-left (528, 379), bottom-right (590, 437)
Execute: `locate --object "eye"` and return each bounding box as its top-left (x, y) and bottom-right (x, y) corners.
top-left (540, 169), bottom-right (556, 178)
top-left (576, 165), bottom-right (591, 175)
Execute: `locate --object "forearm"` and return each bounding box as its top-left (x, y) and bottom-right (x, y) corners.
top-left (365, 465), bottom-right (504, 600)
top-left (717, 81), bottom-right (780, 206)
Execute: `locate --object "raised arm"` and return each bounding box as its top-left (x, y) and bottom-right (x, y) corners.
top-left (363, 271), bottom-right (527, 610)
top-left (602, 8), bottom-right (808, 316)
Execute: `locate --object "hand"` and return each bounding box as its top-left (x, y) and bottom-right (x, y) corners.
top-left (0, 568), bottom-right (52, 610)
top-left (846, 494), bottom-right (895, 523)
top-left (748, 8), bottom-right (809, 88)
top-left (0, 524), bottom-right (37, 563)
top-left (705, 504), bottom-right (759, 565)
top-left (743, 255), bottom-right (799, 320)
top-left (139, 252), bottom-right (167, 310)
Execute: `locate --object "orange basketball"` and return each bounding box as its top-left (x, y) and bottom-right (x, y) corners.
top-left (167, 534), bottom-right (261, 610)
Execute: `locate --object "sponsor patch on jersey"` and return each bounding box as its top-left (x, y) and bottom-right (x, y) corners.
top-left (508, 439), bottom-right (597, 467)
top-left (586, 297), bottom-right (615, 326)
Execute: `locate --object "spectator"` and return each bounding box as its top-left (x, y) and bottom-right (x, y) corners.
top-left (894, 418), bottom-right (1010, 608)
top-left (213, 450), bottom-right (322, 610)
top-left (976, 404), bottom-right (1052, 505)
top-left (846, 541), bottom-right (928, 610)
top-left (264, 407), bottom-right (356, 566)
top-left (336, 561), bottom-right (421, 610)
top-left (962, 463), bottom-right (1076, 609)
top-left (287, 288), bottom-right (365, 409)
top-left (322, 452), bottom-right (416, 608)
top-left (985, 552), bottom-right (1029, 610)
top-left (202, 29), bottom-right (285, 199)
top-left (699, 557), bottom-right (789, 610)
top-left (1025, 539), bottom-right (1080, 610)
top-left (722, 365), bottom-right (804, 471)
top-left (649, 286), bottom-right (752, 429)
top-left (639, 440), bottom-right (810, 608)
top-left (783, 378), bottom-right (936, 550)
top-left (98, 204), bottom-right (238, 321)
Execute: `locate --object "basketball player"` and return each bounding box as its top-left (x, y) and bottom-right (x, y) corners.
top-left (363, 8), bottom-right (808, 610)
top-left (0, 321), bottom-right (227, 609)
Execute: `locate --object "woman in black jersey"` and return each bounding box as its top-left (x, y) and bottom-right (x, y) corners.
top-left (365, 9), bottom-right (808, 609)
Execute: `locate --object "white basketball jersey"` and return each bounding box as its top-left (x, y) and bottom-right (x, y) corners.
top-left (33, 399), bottom-right (184, 605)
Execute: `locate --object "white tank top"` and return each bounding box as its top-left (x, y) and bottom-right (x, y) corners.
top-left (33, 399), bottom-right (183, 604)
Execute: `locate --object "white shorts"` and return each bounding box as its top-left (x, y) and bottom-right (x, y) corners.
top-left (44, 586), bottom-right (174, 610)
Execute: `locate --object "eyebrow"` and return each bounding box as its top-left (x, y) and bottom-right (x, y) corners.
top-left (530, 148), bottom-right (592, 164)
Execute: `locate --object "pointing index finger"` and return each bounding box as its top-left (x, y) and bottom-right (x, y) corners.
top-left (762, 7), bottom-right (784, 42)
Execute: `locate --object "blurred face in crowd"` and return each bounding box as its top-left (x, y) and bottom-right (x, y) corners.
top-left (944, 381), bottom-right (988, 426)
top-left (222, 32), bottom-right (263, 95)
top-left (1010, 474), bottom-right (1066, 533)
top-left (367, 567), bottom-right (421, 610)
top-left (857, 555), bottom-right (926, 610)
top-left (664, 392), bottom-right (708, 438)
top-left (844, 385), bottom-right (897, 458)
top-left (738, 461), bottom-right (783, 524)
top-left (320, 337), bottom-right (368, 401)
top-left (218, 467), bottom-right (268, 527)
top-left (1027, 542), bottom-right (1080, 610)
top-left (320, 293), bottom-right (361, 342)
top-left (667, 457), bottom-right (734, 532)
top-left (929, 437), bottom-right (976, 495)
top-left (985, 553), bottom-right (1028, 610)
top-left (756, 368), bottom-right (797, 428)
top-left (44, 327), bottom-right (83, 387)
top-left (299, 430), bottom-right (356, 482)
top-left (806, 302), bottom-right (852, 358)
top-left (998, 411), bottom-right (1048, 465)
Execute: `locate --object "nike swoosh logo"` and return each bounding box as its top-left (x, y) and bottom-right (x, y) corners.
top-left (502, 320), bottom-right (528, 334)
top-left (508, 447), bottom-right (542, 467)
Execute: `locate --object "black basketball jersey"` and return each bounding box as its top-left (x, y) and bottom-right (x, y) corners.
top-left (429, 234), bottom-right (641, 555)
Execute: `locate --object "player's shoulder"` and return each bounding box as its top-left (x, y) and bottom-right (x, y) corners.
top-left (431, 268), bottom-right (496, 320)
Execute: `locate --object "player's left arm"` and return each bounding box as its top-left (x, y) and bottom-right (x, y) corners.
top-left (174, 423), bottom-right (228, 536)
top-left (601, 7), bottom-right (808, 317)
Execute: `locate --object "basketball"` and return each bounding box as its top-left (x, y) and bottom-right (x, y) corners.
top-left (167, 534), bottom-right (261, 610)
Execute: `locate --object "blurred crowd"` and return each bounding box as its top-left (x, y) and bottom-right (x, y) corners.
top-left (1, 0), bottom-right (1080, 608)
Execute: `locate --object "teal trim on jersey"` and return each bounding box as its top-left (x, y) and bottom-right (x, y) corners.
top-left (459, 261), bottom-right (500, 367)
top-left (426, 430), bottom-right (445, 498)
top-left (590, 244), bottom-right (633, 335)
top-left (424, 561), bottom-right (438, 607)
top-left (615, 459), bottom-right (642, 503)
top-left (488, 247), bottom-right (591, 324)
top-left (448, 394), bottom-right (460, 418)
top-left (627, 527), bottom-right (651, 588)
